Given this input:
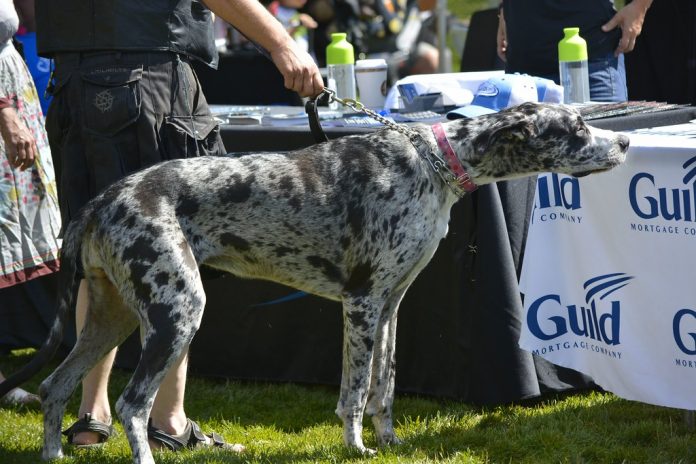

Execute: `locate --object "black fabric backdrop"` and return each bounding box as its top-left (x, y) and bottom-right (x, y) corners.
top-left (3, 107), bottom-right (696, 405)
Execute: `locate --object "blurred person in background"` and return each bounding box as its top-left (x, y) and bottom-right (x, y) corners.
top-left (0, 0), bottom-right (60, 407)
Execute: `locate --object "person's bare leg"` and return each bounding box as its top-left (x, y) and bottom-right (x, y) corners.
top-left (146, 346), bottom-right (243, 450)
top-left (147, 347), bottom-right (189, 449)
top-left (71, 280), bottom-right (116, 445)
top-left (72, 279), bottom-right (192, 448)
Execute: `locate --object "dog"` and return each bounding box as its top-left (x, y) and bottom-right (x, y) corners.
top-left (0, 102), bottom-right (629, 463)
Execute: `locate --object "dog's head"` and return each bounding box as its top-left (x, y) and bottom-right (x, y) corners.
top-left (446, 102), bottom-right (629, 185)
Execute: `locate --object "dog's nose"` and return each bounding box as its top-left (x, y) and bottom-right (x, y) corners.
top-left (617, 134), bottom-right (630, 152)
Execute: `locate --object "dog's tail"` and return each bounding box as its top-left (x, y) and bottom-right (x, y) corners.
top-left (0, 211), bottom-right (88, 399)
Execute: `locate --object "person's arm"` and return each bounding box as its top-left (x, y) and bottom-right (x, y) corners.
top-left (601, 0), bottom-right (653, 56)
top-left (202, 0), bottom-right (323, 98)
top-left (13, 0), bottom-right (36, 32)
top-left (0, 97), bottom-right (38, 171)
top-left (496, 6), bottom-right (507, 63)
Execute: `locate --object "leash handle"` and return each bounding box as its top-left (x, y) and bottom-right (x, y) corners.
top-left (304, 89), bottom-right (332, 143)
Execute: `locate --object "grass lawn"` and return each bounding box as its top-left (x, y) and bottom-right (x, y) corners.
top-left (1, 349), bottom-right (694, 463)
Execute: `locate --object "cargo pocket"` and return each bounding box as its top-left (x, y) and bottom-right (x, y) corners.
top-left (80, 66), bottom-right (144, 194)
top-left (160, 114), bottom-right (223, 159)
top-left (82, 66), bottom-right (143, 136)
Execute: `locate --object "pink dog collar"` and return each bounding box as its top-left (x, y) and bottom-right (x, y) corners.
top-left (431, 123), bottom-right (478, 194)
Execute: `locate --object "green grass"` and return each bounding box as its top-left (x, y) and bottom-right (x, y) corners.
top-left (448, 0), bottom-right (491, 22)
top-left (1, 349), bottom-right (694, 463)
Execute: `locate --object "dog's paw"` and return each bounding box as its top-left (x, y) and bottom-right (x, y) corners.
top-left (359, 445), bottom-right (378, 456)
top-left (377, 433), bottom-right (402, 447)
top-left (42, 448), bottom-right (64, 460)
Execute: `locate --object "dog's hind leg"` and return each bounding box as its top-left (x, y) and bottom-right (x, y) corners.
top-left (115, 275), bottom-right (206, 464)
top-left (40, 274), bottom-right (138, 460)
top-left (365, 287), bottom-right (408, 447)
top-left (335, 295), bottom-right (383, 455)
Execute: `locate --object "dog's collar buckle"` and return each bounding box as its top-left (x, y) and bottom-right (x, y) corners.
top-left (431, 123), bottom-right (478, 195)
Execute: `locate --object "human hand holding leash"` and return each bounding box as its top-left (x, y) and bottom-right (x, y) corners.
top-left (269, 38), bottom-right (324, 98)
top-left (204, 0), bottom-right (324, 98)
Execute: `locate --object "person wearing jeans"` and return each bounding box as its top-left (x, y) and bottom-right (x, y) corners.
top-left (496, 0), bottom-right (653, 102)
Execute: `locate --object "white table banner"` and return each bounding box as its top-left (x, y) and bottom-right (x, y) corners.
top-left (519, 124), bottom-right (696, 410)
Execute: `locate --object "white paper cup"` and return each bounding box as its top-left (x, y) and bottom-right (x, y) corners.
top-left (355, 59), bottom-right (388, 110)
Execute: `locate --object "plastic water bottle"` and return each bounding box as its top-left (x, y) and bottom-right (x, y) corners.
top-left (558, 27), bottom-right (590, 104)
top-left (326, 33), bottom-right (356, 110)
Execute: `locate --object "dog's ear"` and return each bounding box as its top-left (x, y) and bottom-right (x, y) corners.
top-left (474, 116), bottom-right (537, 155)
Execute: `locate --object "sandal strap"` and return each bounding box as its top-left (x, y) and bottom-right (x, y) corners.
top-left (187, 420), bottom-right (227, 448)
top-left (207, 432), bottom-right (227, 447)
top-left (147, 419), bottom-right (191, 451)
top-left (187, 419), bottom-right (208, 446)
top-left (62, 413), bottom-right (114, 444)
top-left (147, 418), bottom-right (238, 451)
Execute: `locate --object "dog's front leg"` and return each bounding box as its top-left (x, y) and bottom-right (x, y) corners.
top-left (365, 288), bottom-right (408, 447)
top-left (336, 297), bottom-right (380, 455)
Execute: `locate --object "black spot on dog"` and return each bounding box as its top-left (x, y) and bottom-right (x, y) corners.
top-left (129, 262), bottom-right (153, 302)
top-left (307, 256), bottom-right (342, 282)
top-left (288, 196), bottom-right (302, 212)
top-left (346, 310), bottom-right (370, 332)
top-left (344, 261), bottom-right (374, 296)
top-left (454, 124), bottom-right (470, 141)
top-left (279, 175), bottom-right (294, 193)
top-left (154, 272), bottom-right (169, 286)
top-left (176, 189), bottom-right (200, 217)
top-left (144, 223), bottom-right (163, 237)
top-left (220, 173), bottom-right (255, 203)
top-left (220, 233), bottom-right (250, 251)
top-left (346, 201), bottom-right (365, 239)
top-left (111, 203), bottom-right (128, 223)
top-left (274, 246), bottom-right (297, 257)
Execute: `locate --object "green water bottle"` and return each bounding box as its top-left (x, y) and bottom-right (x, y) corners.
top-left (326, 33), bottom-right (356, 110)
top-left (558, 27), bottom-right (590, 104)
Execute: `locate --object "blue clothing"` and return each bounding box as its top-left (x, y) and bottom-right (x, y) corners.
top-left (502, 0), bottom-right (627, 102)
top-left (588, 53), bottom-right (627, 102)
top-left (14, 33), bottom-right (52, 114)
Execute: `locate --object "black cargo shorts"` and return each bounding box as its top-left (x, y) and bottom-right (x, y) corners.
top-left (45, 51), bottom-right (226, 226)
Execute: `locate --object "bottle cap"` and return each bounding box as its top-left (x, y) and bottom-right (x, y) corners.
top-left (558, 27), bottom-right (588, 62)
top-left (326, 33), bottom-right (354, 65)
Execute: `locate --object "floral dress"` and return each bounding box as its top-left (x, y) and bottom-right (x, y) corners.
top-left (0, 39), bottom-right (61, 288)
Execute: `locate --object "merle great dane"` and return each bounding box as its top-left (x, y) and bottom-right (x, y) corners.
top-left (0, 102), bottom-right (629, 463)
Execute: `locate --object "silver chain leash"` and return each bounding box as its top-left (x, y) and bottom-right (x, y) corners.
top-left (322, 88), bottom-right (414, 138)
top-left (321, 88), bottom-right (467, 197)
